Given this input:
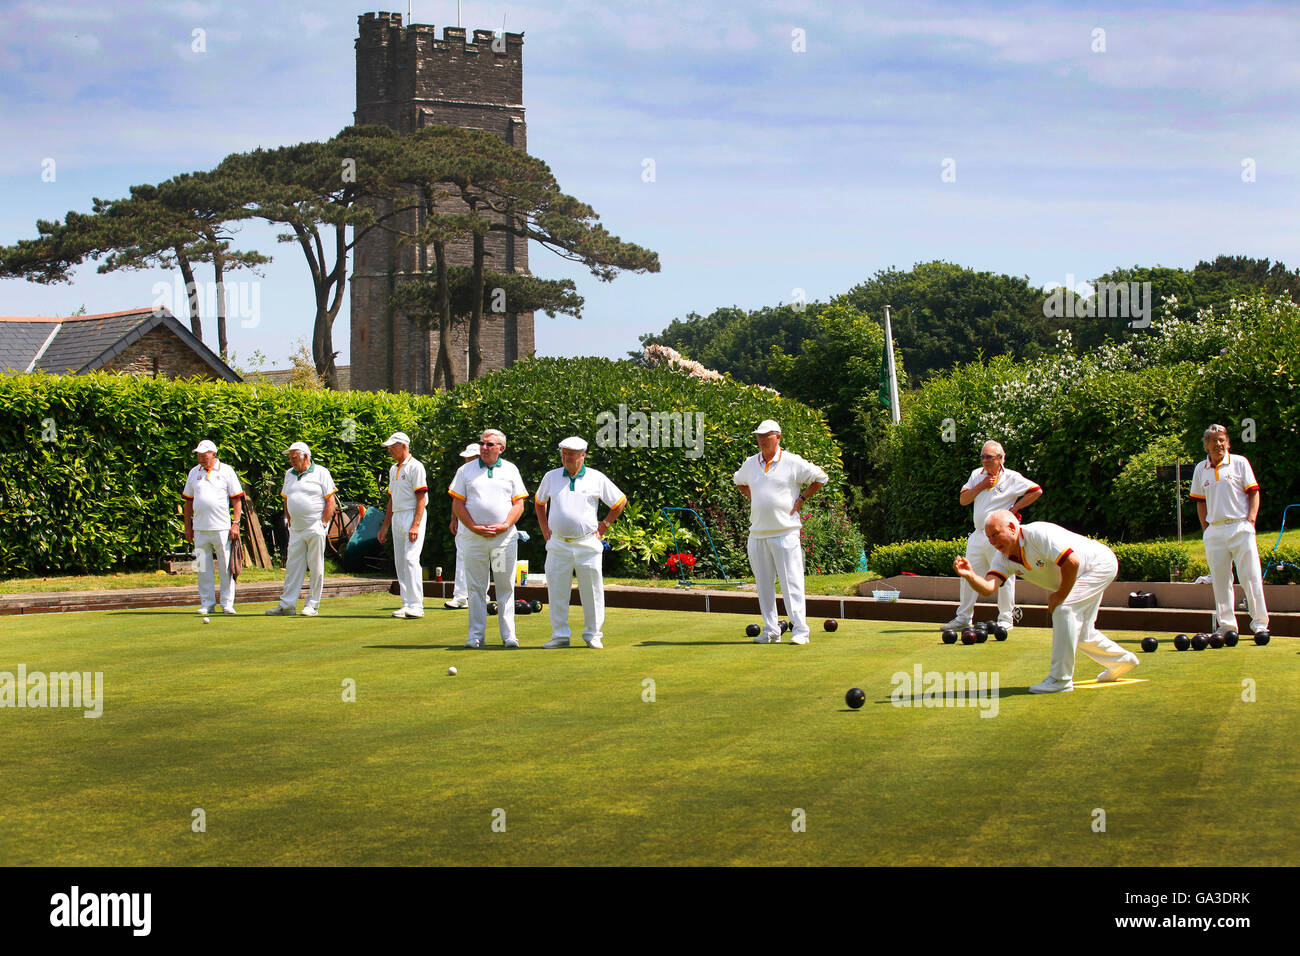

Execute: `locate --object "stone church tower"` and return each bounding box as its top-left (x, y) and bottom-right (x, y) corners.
top-left (350, 11), bottom-right (534, 393)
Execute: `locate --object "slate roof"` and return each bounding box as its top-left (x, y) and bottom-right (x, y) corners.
top-left (0, 308), bottom-right (241, 381)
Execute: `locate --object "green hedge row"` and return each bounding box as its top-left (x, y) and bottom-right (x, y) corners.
top-left (0, 359), bottom-right (846, 576)
top-left (868, 295), bottom-right (1300, 544)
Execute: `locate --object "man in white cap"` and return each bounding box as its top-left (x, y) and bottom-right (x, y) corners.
top-left (535, 436), bottom-right (628, 649)
top-left (449, 428), bottom-right (529, 648)
top-left (377, 432), bottom-right (428, 618)
top-left (945, 440), bottom-right (1042, 632)
top-left (734, 420), bottom-right (828, 645)
top-left (954, 509), bottom-right (1139, 693)
top-left (267, 442), bottom-right (337, 617)
top-left (444, 442), bottom-right (484, 610)
top-left (182, 439), bottom-right (245, 615)
top-left (1191, 424), bottom-right (1268, 635)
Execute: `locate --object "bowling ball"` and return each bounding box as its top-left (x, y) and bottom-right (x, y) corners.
top-left (1223, 629), bottom-right (1239, 647)
top-left (746, 624), bottom-right (761, 638)
top-left (1208, 633), bottom-right (1225, 649)
top-left (824, 619), bottom-right (839, 632)
top-left (845, 688), bottom-right (866, 709)
top-left (941, 629), bottom-right (959, 645)
top-left (530, 600), bottom-right (543, 613)
top-left (1254, 629), bottom-right (1271, 645)
top-left (1191, 634), bottom-right (1208, 651)
top-left (1140, 636), bottom-right (1158, 653)
top-left (487, 601), bottom-right (498, 615)
top-left (1173, 634), bottom-right (1190, 651)
top-left (961, 628), bottom-right (977, 645)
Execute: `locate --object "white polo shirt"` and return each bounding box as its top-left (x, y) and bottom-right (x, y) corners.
top-left (281, 463), bottom-right (337, 532)
top-left (963, 466), bottom-right (1041, 530)
top-left (449, 458), bottom-right (528, 526)
top-left (182, 462), bottom-right (245, 532)
top-left (388, 456), bottom-right (428, 513)
top-left (988, 521), bottom-right (1113, 593)
top-left (1189, 453), bottom-right (1259, 523)
top-left (733, 448), bottom-right (829, 538)
top-left (536, 466), bottom-right (626, 539)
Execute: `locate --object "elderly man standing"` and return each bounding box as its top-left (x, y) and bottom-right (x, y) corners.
top-left (955, 510), bottom-right (1138, 694)
top-left (945, 440), bottom-right (1042, 632)
top-left (449, 429), bottom-right (529, 648)
top-left (734, 420), bottom-right (828, 645)
top-left (444, 442), bottom-right (482, 610)
top-left (377, 431), bottom-right (428, 619)
top-left (182, 439), bottom-right (245, 616)
top-left (535, 436), bottom-right (628, 649)
top-left (1190, 424), bottom-right (1269, 636)
top-left (266, 442), bottom-right (337, 617)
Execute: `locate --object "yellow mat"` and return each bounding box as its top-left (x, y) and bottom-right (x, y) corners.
top-left (1073, 678), bottom-right (1147, 690)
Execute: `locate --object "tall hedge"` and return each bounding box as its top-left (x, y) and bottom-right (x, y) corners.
top-left (0, 359), bottom-right (844, 576)
top-left (0, 372), bottom-right (441, 576)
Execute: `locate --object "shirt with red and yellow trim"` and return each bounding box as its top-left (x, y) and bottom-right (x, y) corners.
top-left (387, 456), bottom-right (429, 513)
top-left (449, 458), bottom-right (528, 526)
top-left (182, 461), bottom-right (245, 532)
top-left (1188, 453), bottom-right (1258, 523)
top-left (988, 521), bottom-right (1113, 593)
top-left (962, 466), bottom-right (1040, 530)
top-left (733, 448), bottom-right (829, 538)
top-left (281, 462), bottom-right (337, 532)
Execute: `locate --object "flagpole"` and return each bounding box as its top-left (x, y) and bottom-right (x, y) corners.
top-left (884, 304), bottom-right (900, 423)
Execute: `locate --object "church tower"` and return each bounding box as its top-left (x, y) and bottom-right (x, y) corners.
top-left (350, 11), bottom-right (534, 393)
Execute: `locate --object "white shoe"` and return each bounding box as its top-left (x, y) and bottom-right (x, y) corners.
top-left (585, 637), bottom-right (604, 649)
top-left (265, 606), bottom-right (295, 616)
top-left (996, 621), bottom-right (1014, 632)
top-left (752, 634), bottom-right (771, 644)
top-left (300, 606), bottom-right (318, 617)
top-left (404, 607), bottom-right (425, 619)
top-left (943, 617), bottom-right (972, 630)
top-left (1029, 677), bottom-right (1073, 694)
top-left (221, 605), bottom-right (236, 615)
top-left (503, 637), bottom-right (520, 649)
top-left (542, 637), bottom-right (570, 649)
top-left (444, 598), bottom-right (468, 609)
top-left (198, 606), bottom-right (214, 616)
top-left (789, 634), bottom-right (810, 645)
top-left (391, 608), bottom-right (407, 618)
top-left (1097, 656), bottom-right (1138, 683)
top-left (465, 638), bottom-right (484, 649)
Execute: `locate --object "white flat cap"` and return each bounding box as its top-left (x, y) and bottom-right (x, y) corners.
top-left (382, 432), bottom-right (411, 447)
top-left (192, 439), bottom-right (218, 453)
top-left (459, 443), bottom-right (481, 459)
top-left (558, 436), bottom-right (588, 451)
top-left (752, 420), bottom-right (782, 435)
top-left (285, 441), bottom-right (311, 456)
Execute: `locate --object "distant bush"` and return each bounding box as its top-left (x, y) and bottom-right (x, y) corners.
top-left (868, 538), bottom-right (967, 577)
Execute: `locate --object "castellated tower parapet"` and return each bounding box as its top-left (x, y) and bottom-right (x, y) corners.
top-left (351, 12), bottom-right (532, 393)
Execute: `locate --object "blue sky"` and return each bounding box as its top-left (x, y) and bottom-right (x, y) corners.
top-left (0, 0), bottom-right (1295, 370)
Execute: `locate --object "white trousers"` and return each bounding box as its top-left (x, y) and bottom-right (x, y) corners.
top-left (957, 530), bottom-right (1016, 626)
top-left (460, 528), bottom-right (518, 643)
top-left (1046, 551), bottom-right (1134, 682)
top-left (1205, 520), bottom-right (1269, 632)
top-left (279, 524), bottom-right (327, 610)
top-left (545, 535), bottom-right (606, 642)
top-left (392, 509), bottom-right (427, 609)
top-left (452, 535), bottom-right (468, 602)
top-left (748, 531), bottom-right (809, 640)
top-left (194, 529), bottom-right (235, 610)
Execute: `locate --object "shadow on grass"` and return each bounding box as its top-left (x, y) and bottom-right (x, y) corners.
top-left (872, 686), bottom-right (1037, 704)
top-left (637, 640), bottom-right (768, 646)
top-left (365, 643), bottom-right (547, 651)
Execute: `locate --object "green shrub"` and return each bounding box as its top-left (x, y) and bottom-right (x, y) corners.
top-left (867, 538), bottom-right (968, 577)
top-left (1107, 541), bottom-right (1199, 582)
top-left (1261, 544), bottom-right (1300, 585)
top-left (0, 360), bottom-right (845, 577)
top-left (1112, 434), bottom-right (1200, 540)
top-left (799, 498), bottom-right (867, 575)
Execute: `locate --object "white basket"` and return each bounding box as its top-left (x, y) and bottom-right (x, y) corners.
top-left (872, 589), bottom-right (900, 602)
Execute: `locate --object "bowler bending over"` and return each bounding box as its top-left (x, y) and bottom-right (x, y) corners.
top-left (954, 510), bottom-right (1138, 694)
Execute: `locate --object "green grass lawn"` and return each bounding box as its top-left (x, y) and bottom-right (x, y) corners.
top-left (1, 595), bottom-right (1294, 866)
